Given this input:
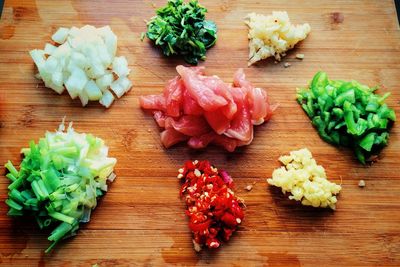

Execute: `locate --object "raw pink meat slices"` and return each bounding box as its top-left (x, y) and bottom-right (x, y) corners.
top-left (140, 65), bottom-right (276, 151)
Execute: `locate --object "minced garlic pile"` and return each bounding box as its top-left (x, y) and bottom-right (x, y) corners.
top-left (244, 11), bottom-right (311, 65)
top-left (267, 148), bottom-right (341, 210)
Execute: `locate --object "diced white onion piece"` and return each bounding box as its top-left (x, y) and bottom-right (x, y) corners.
top-left (112, 56), bottom-right (130, 77)
top-left (44, 56), bottom-right (59, 73)
top-left (87, 60), bottom-right (105, 79)
top-left (30, 49), bottom-right (46, 70)
top-left (97, 25), bottom-right (112, 37)
top-left (51, 27), bottom-right (70, 44)
top-left (99, 90), bottom-right (115, 108)
top-left (50, 84), bottom-right (65, 94)
top-left (96, 73), bottom-right (114, 92)
top-left (69, 26), bottom-right (80, 37)
top-left (68, 35), bottom-right (80, 49)
top-left (41, 73), bottom-right (52, 85)
top-left (79, 90), bottom-right (89, 107)
top-left (121, 77), bottom-right (132, 93)
top-left (96, 44), bottom-right (112, 67)
top-left (110, 76), bottom-right (132, 98)
top-left (66, 61), bottom-right (79, 74)
top-left (104, 31), bottom-right (117, 57)
top-left (65, 85), bottom-right (79, 99)
top-left (44, 43), bottom-right (57, 55)
top-left (52, 42), bottom-right (71, 58)
top-left (58, 56), bottom-right (69, 70)
top-left (62, 70), bottom-right (70, 80)
top-left (51, 71), bottom-right (64, 87)
top-left (70, 52), bottom-right (88, 69)
top-left (65, 67), bottom-right (88, 96)
top-left (81, 44), bottom-right (97, 61)
top-left (84, 80), bottom-right (103, 101)
top-left (109, 80), bottom-right (125, 98)
top-left (44, 79), bottom-right (65, 94)
top-left (81, 25), bottom-right (97, 33)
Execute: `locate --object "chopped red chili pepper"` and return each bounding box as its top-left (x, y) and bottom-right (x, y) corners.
top-left (178, 160), bottom-right (245, 252)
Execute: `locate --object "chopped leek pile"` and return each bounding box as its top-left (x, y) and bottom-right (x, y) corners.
top-left (297, 72), bottom-right (396, 164)
top-left (4, 121), bottom-right (117, 252)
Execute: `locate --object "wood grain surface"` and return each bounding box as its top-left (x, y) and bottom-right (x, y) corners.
top-left (1, 0), bottom-right (400, 266)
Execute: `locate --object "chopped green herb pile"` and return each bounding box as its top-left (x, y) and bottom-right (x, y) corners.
top-left (4, 121), bottom-right (117, 252)
top-left (297, 71), bottom-right (396, 164)
top-left (146, 0), bottom-right (217, 65)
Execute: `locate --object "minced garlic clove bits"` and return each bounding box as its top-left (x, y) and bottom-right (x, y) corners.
top-left (245, 11), bottom-right (311, 66)
top-left (267, 148), bottom-right (341, 210)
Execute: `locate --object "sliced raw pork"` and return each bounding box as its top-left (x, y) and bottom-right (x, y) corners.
top-left (140, 65), bottom-right (276, 151)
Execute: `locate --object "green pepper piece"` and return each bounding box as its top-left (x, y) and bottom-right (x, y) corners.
top-left (354, 146), bottom-right (366, 164)
top-left (359, 132), bottom-right (376, 152)
top-left (365, 100), bottom-right (380, 112)
top-left (355, 118), bottom-right (368, 136)
top-left (378, 104), bottom-right (396, 121)
top-left (335, 89), bottom-right (355, 106)
top-left (332, 108), bottom-right (344, 120)
top-left (312, 116), bottom-right (332, 143)
top-left (311, 71), bottom-right (328, 96)
top-left (343, 101), bottom-right (359, 135)
top-left (330, 131), bottom-right (340, 145)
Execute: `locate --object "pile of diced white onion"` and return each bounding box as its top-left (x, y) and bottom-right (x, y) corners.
top-left (30, 25), bottom-right (132, 108)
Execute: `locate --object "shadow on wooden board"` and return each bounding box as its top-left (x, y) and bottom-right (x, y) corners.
top-left (396, 0), bottom-right (400, 25)
top-left (0, 0), bottom-right (3, 18)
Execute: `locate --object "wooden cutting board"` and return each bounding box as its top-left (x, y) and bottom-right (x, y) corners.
top-left (1, 0), bottom-right (399, 266)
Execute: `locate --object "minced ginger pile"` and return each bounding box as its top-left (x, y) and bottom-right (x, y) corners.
top-left (267, 148), bottom-right (341, 209)
top-left (245, 11), bottom-right (311, 65)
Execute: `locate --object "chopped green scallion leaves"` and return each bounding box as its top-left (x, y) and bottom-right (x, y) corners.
top-left (145, 0), bottom-right (217, 65)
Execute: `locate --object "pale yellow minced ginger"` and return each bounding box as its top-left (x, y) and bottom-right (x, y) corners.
top-left (267, 148), bottom-right (341, 210)
top-left (244, 11), bottom-right (311, 65)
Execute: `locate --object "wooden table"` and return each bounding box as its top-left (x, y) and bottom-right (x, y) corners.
top-left (1, 0), bottom-right (399, 266)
